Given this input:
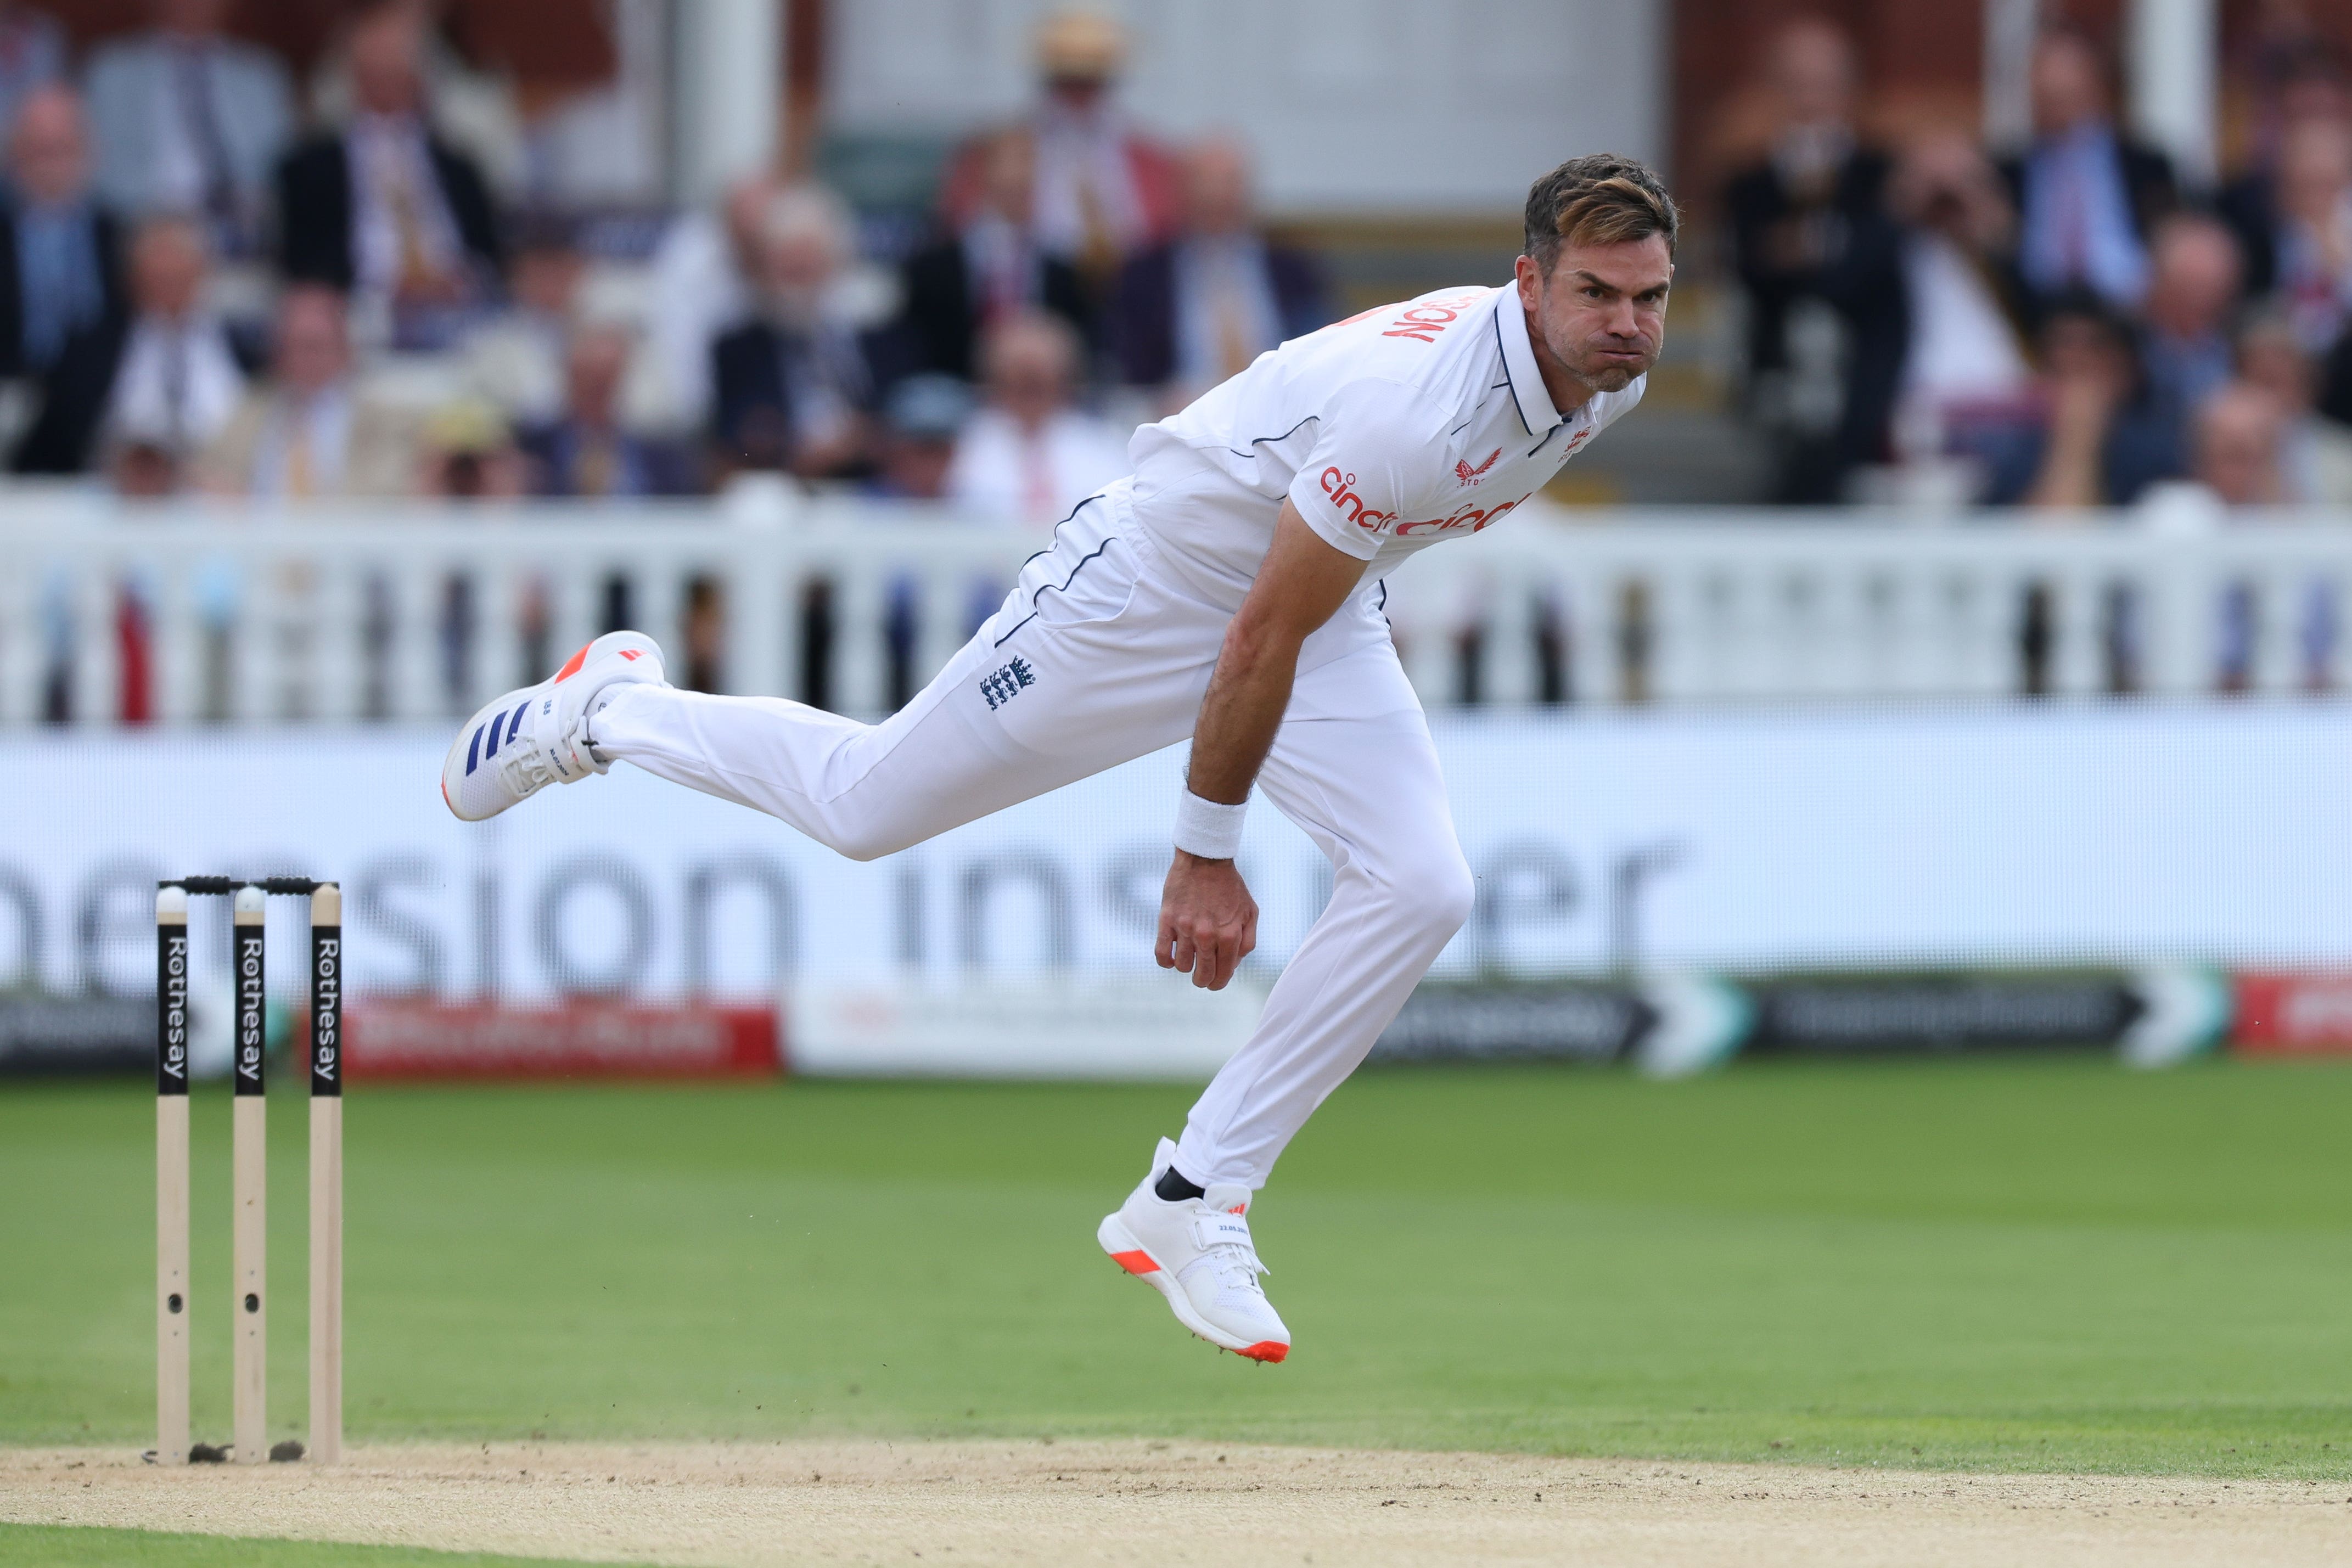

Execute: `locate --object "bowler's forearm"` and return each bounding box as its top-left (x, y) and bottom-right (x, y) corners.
top-left (1184, 622), bottom-right (1300, 808)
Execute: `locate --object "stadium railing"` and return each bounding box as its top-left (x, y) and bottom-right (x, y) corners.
top-left (2, 485), bottom-right (2348, 726)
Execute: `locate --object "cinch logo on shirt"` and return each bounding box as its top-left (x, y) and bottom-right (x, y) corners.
top-left (1318, 467), bottom-right (1397, 532)
top-left (1395, 492), bottom-right (1533, 537)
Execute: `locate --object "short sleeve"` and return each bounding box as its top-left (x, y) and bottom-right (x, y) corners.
top-left (1283, 378), bottom-right (1451, 559)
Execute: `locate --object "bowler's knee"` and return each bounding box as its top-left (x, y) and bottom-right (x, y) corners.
top-left (823, 816), bottom-right (918, 863)
top-left (1379, 845), bottom-right (1475, 941)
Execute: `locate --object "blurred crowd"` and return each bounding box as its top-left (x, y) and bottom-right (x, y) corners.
top-left (30, 2), bottom-right (2348, 524)
top-left (1726, 16), bottom-right (2352, 512)
top-left (0, 2), bottom-right (1332, 523)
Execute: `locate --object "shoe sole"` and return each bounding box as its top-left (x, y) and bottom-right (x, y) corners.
top-left (1096, 1214), bottom-right (1288, 1363)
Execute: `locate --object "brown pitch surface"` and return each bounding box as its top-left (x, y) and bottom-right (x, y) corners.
top-left (8, 1441), bottom-right (2352, 1566)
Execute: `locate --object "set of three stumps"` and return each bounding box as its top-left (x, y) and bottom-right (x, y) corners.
top-left (154, 877), bottom-right (343, 1465)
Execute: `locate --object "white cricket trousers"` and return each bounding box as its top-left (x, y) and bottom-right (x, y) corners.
top-left (591, 467), bottom-right (1475, 1188)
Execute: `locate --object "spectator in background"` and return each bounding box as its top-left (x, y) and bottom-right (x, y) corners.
top-left (2217, 43), bottom-right (2348, 296)
top-left (276, 4), bottom-right (502, 313)
top-left (2000, 28), bottom-right (2177, 316)
top-left (199, 285), bottom-right (415, 498)
top-left (0, 87), bottom-right (125, 380)
top-left (2192, 383), bottom-right (2288, 507)
top-left (945, 310), bottom-right (1129, 528)
top-left (937, 9), bottom-right (1178, 292)
top-left (2140, 214), bottom-right (2246, 430)
top-left (1878, 131), bottom-right (2033, 471)
top-left (902, 130), bottom-right (1091, 384)
top-left (868, 373), bottom-right (973, 501)
top-left (2270, 116), bottom-right (2352, 353)
top-left (309, 0), bottom-right (526, 202)
top-left (1977, 291), bottom-right (2181, 509)
top-left (710, 184), bottom-right (906, 480)
top-left (0, 5), bottom-right (59, 141)
top-left (0, 5), bottom-right (61, 150)
top-left (417, 395), bottom-right (524, 499)
top-left (83, 0), bottom-right (294, 256)
top-left (461, 212), bottom-right (585, 426)
top-left (645, 175), bottom-right (770, 430)
top-left (2237, 10), bottom-right (2349, 161)
top-left (1722, 18), bottom-right (1895, 502)
top-left (16, 214), bottom-right (239, 482)
top-left (871, 373), bottom-right (983, 704)
top-left (1109, 137), bottom-right (1328, 401)
top-left (2238, 306), bottom-right (2352, 503)
top-left (520, 323), bottom-right (695, 498)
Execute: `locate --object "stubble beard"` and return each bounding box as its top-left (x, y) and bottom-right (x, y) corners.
top-left (1569, 337), bottom-right (1655, 396)
top-left (1541, 319), bottom-right (1653, 401)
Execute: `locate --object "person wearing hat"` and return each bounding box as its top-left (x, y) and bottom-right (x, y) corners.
top-left (936, 8), bottom-right (1180, 290)
top-left (418, 394), bottom-right (525, 498)
top-left (868, 372), bottom-right (979, 707)
top-left (868, 372), bottom-right (972, 501)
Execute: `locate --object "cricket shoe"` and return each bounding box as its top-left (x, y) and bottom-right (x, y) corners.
top-left (441, 631), bottom-right (666, 822)
top-left (1097, 1139), bottom-right (1289, 1363)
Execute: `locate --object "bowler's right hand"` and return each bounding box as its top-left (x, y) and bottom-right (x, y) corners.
top-left (1157, 852), bottom-right (1258, 991)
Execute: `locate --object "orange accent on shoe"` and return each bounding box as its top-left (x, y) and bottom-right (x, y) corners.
top-left (1108, 1249), bottom-right (1159, 1275)
top-left (1237, 1341), bottom-right (1288, 1363)
top-left (554, 644), bottom-right (591, 682)
top-left (619, 649), bottom-right (641, 661)
top-left (1228, 1204), bottom-right (1246, 1214)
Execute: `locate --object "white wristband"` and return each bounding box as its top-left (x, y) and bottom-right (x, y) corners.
top-left (1174, 788), bottom-right (1248, 860)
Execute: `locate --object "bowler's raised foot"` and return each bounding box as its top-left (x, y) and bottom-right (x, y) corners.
top-left (440, 631), bottom-right (668, 822)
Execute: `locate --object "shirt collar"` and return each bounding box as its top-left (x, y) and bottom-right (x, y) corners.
top-left (1492, 286), bottom-right (1563, 436)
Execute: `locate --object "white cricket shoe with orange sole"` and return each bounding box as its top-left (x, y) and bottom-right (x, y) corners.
top-left (1098, 1139), bottom-right (1290, 1363)
top-left (441, 631), bottom-right (667, 822)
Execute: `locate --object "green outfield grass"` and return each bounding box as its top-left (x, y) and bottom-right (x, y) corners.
top-left (0, 1524), bottom-right (601, 1568)
top-left (5, 1056), bottom-right (2351, 1478)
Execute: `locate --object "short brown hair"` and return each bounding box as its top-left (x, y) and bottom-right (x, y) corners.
top-left (1523, 154), bottom-right (1679, 272)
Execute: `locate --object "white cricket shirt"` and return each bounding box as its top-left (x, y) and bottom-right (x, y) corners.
top-left (1127, 283), bottom-right (1643, 603)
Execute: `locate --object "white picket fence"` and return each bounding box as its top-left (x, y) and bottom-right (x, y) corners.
top-left (2, 485), bottom-right (2349, 727)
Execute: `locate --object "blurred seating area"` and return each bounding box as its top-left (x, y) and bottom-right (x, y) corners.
top-left (1717, 7), bottom-right (2352, 513)
top-left (0, 1), bottom-right (2345, 522)
top-left (0, 1), bottom-right (1334, 520)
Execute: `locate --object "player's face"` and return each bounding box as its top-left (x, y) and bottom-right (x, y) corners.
top-left (1518, 236), bottom-right (1673, 396)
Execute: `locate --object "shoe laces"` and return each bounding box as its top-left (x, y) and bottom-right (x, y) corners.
top-left (1189, 1207), bottom-right (1270, 1294)
top-left (1206, 1238), bottom-right (1268, 1295)
top-left (492, 710), bottom-right (558, 793)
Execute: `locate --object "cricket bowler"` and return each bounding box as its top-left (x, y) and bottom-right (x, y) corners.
top-left (442, 154), bottom-right (1676, 1364)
